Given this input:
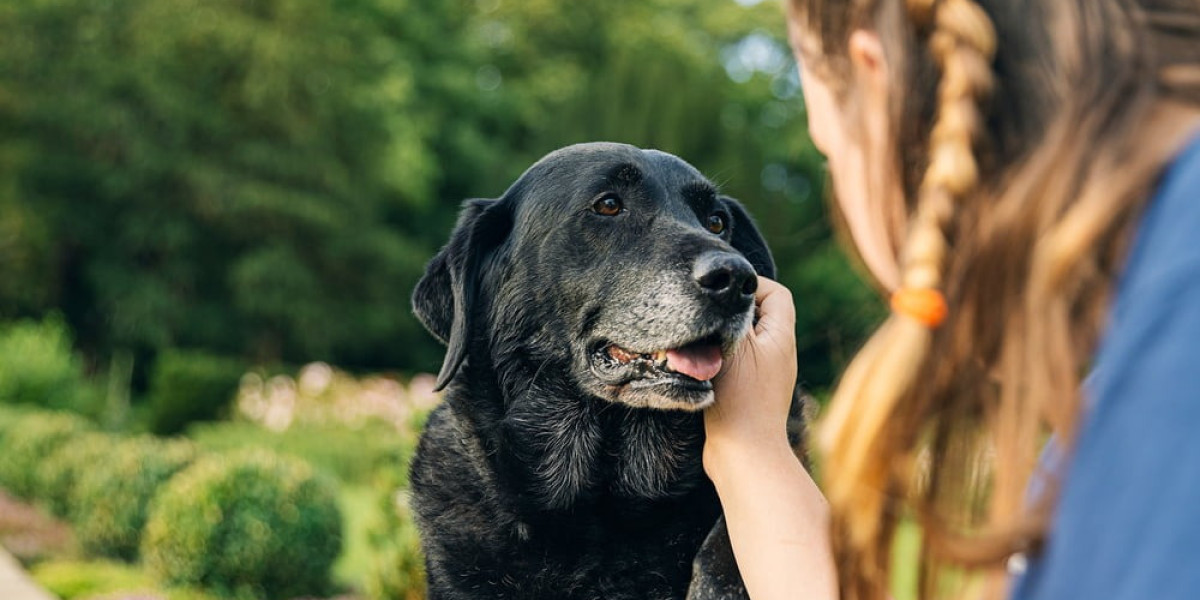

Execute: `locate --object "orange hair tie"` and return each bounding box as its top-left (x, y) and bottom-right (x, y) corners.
top-left (891, 288), bottom-right (948, 328)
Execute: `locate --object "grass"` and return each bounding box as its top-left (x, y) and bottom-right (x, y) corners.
top-left (32, 560), bottom-right (151, 600)
top-left (891, 520), bottom-right (921, 600)
top-left (187, 420), bottom-right (414, 487)
top-left (333, 484), bottom-right (379, 591)
top-left (31, 559), bottom-right (220, 600)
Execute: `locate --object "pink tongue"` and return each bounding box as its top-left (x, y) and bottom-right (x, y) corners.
top-left (665, 345), bottom-right (724, 382)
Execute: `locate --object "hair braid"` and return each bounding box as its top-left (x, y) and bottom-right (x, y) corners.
top-left (818, 0), bottom-right (997, 597)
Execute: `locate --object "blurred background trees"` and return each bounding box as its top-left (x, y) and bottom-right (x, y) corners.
top-left (0, 0), bottom-right (883, 401)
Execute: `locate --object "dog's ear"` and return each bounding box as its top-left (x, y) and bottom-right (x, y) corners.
top-left (413, 198), bottom-right (513, 391)
top-left (721, 196), bottom-right (776, 279)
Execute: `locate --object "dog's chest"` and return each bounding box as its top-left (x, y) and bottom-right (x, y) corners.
top-left (479, 501), bottom-right (718, 600)
top-left (499, 395), bottom-right (709, 506)
top-left (412, 401), bottom-right (721, 599)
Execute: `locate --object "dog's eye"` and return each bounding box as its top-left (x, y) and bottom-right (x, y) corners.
top-left (706, 213), bottom-right (727, 234)
top-left (592, 193), bottom-right (624, 216)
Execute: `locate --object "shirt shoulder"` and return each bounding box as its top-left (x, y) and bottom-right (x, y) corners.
top-left (1112, 134), bottom-right (1200, 308)
top-left (1012, 134), bottom-right (1200, 600)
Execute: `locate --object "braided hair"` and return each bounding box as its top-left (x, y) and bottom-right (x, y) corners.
top-left (788, 0), bottom-right (1200, 597)
top-left (819, 1), bottom-right (996, 596)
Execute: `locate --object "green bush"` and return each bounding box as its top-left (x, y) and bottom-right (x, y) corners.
top-left (0, 411), bottom-right (93, 498)
top-left (143, 450), bottom-right (343, 600)
top-left (0, 316), bottom-right (100, 415)
top-left (0, 404), bottom-right (33, 445)
top-left (71, 437), bottom-right (197, 561)
top-left (146, 350), bottom-right (245, 435)
top-left (38, 432), bottom-right (119, 518)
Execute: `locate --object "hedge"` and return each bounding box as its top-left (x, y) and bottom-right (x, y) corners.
top-left (71, 437), bottom-right (198, 561)
top-left (38, 431), bottom-right (119, 518)
top-left (143, 450), bottom-right (343, 599)
top-left (146, 350), bottom-right (244, 435)
top-left (0, 411), bottom-right (93, 499)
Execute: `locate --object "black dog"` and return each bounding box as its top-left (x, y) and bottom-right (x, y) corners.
top-left (410, 142), bottom-right (806, 599)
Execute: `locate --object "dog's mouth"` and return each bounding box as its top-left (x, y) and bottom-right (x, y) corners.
top-left (601, 341), bottom-right (724, 383)
top-left (587, 332), bottom-right (732, 403)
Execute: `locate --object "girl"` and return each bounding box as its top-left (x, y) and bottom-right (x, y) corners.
top-left (704, 1), bottom-right (1200, 599)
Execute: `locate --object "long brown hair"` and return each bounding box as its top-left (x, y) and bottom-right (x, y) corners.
top-left (787, 0), bottom-right (1200, 598)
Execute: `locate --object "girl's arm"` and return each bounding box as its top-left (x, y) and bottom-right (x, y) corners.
top-left (705, 277), bottom-right (838, 600)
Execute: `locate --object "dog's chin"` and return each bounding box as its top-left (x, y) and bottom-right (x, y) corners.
top-left (605, 377), bottom-right (715, 412)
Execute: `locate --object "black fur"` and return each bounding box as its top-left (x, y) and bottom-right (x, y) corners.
top-left (410, 143), bottom-right (807, 599)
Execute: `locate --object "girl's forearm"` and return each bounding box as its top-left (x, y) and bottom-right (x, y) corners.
top-left (706, 440), bottom-right (838, 600)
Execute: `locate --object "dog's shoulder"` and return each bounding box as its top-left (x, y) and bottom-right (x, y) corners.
top-left (409, 400), bottom-right (503, 518)
top-left (687, 517), bottom-right (750, 600)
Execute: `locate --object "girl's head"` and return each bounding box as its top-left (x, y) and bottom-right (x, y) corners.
top-left (787, 0), bottom-right (1200, 597)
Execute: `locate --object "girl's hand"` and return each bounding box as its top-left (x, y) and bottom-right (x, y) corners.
top-left (705, 276), bottom-right (799, 475)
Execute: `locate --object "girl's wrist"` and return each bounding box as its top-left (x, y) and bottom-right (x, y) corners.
top-left (703, 430), bottom-right (799, 489)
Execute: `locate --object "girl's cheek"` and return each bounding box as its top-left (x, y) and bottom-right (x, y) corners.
top-left (799, 62), bottom-right (839, 155)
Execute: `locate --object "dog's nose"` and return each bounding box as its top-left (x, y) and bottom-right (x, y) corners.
top-left (693, 252), bottom-right (757, 307)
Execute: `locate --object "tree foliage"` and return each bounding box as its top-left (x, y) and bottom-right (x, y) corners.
top-left (0, 0), bottom-right (882, 391)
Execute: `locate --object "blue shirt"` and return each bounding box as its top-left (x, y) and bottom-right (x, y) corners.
top-left (1012, 134), bottom-right (1200, 599)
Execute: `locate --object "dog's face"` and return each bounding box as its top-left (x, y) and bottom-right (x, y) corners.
top-left (414, 142), bottom-right (774, 411)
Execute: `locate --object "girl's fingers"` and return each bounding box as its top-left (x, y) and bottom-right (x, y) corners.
top-left (753, 277), bottom-right (796, 342)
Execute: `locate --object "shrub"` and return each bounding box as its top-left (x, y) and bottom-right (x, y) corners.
top-left (0, 404), bottom-right (33, 445)
top-left (71, 437), bottom-right (197, 561)
top-left (142, 450), bottom-right (343, 600)
top-left (0, 316), bottom-right (99, 415)
top-left (0, 411), bottom-right (93, 498)
top-left (146, 351), bottom-right (245, 435)
top-left (38, 432), bottom-right (120, 518)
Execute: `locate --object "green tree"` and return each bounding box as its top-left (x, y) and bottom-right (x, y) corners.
top-left (0, 0), bottom-right (439, 372)
top-left (0, 0), bottom-right (882, 392)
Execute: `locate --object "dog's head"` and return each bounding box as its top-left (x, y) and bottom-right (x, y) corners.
top-left (414, 142), bottom-right (774, 411)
